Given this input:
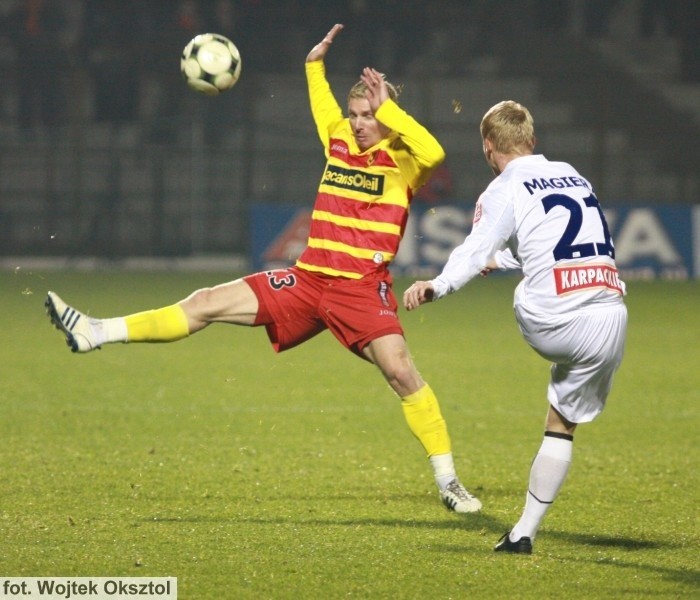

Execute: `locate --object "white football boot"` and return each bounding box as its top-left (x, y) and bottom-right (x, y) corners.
top-left (45, 291), bottom-right (100, 353)
top-left (440, 479), bottom-right (482, 513)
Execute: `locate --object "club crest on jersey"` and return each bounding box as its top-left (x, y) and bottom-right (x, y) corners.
top-left (373, 252), bottom-right (385, 264)
top-left (322, 164), bottom-right (384, 196)
top-left (473, 199), bottom-right (483, 224)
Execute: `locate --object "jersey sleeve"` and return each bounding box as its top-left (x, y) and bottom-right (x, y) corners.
top-left (305, 60), bottom-right (345, 154)
top-left (374, 99), bottom-right (446, 190)
top-left (493, 248), bottom-right (521, 270)
top-left (431, 189), bottom-right (515, 299)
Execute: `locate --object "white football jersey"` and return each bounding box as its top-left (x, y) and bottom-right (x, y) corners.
top-left (431, 154), bottom-right (625, 315)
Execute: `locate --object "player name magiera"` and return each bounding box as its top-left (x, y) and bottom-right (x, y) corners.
top-left (523, 175), bottom-right (591, 195)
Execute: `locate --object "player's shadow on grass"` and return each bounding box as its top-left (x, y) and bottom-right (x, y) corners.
top-left (578, 556), bottom-right (699, 588)
top-left (550, 530), bottom-right (665, 550)
top-left (139, 515), bottom-right (682, 554)
top-left (138, 511), bottom-right (508, 533)
top-left (224, 511), bottom-right (510, 534)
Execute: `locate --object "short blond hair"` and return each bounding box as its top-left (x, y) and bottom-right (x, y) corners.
top-left (348, 78), bottom-right (399, 104)
top-left (480, 100), bottom-right (535, 154)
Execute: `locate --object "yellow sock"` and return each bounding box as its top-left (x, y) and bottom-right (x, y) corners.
top-left (124, 304), bottom-right (190, 342)
top-left (401, 384), bottom-right (452, 457)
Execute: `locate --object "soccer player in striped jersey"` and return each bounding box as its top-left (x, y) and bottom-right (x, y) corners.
top-left (46, 24), bottom-right (481, 514)
top-left (403, 100), bottom-right (628, 552)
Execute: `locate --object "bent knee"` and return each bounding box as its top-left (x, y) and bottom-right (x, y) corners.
top-left (180, 287), bottom-right (217, 324)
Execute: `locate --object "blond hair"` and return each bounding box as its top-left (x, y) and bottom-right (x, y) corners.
top-left (480, 100), bottom-right (535, 155)
top-left (348, 77), bottom-right (399, 104)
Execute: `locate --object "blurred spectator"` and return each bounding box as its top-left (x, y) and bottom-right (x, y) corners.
top-left (640, 0), bottom-right (679, 37)
top-left (6, 0), bottom-right (69, 132)
top-left (82, 0), bottom-right (142, 124)
top-left (676, 1), bottom-right (700, 83)
top-left (387, 0), bottom-right (427, 75)
top-left (202, 0), bottom-right (245, 146)
top-left (212, 0), bottom-right (234, 33)
top-left (640, 0), bottom-right (699, 83)
top-left (297, 0), bottom-right (333, 51)
top-left (140, 0), bottom-right (206, 141)
top-left (235, 0), bottom-right (294, 73)
top-left (535, 0), bottom-right (569, 32)
top-left (583, 0), bottom-right (619, 37)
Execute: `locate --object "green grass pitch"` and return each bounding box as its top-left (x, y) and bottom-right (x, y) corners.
top-left (2, 269), bottom-right (698, 598)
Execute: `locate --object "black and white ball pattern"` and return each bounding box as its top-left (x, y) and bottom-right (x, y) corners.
top-left (181, 33), bottom-right (242, 96)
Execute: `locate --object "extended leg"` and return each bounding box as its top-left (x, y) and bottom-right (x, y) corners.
top-left (46, 279), bottom-right (259, 353)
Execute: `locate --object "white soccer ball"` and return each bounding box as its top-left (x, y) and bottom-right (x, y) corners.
top-left (180, 33), bottom-right (242, 96)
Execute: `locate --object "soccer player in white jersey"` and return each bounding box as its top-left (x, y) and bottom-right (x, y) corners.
top-left (403, 100), bottom-right (628, 554)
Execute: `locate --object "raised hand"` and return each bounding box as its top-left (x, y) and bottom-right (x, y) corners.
top-left (360, 67), bottom-right (390, 113)
top-left (306, 23), bottom-right (344, 63)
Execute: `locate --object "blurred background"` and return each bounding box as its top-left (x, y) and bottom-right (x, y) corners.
top-left (0, 0), bottom-right (697, 274)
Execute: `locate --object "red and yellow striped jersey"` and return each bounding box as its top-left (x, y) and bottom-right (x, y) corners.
top-left (296, 61), bottom-right (445, 280)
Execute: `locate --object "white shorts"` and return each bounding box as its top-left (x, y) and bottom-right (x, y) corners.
top-left (514, 301), bottom-right (627, 423)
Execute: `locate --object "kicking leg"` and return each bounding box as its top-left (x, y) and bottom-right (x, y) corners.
top-left (46, 278), bottom-right (259, 353)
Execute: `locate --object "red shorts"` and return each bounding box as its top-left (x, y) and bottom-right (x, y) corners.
top-left (244, 266), bottom-right (404, 357)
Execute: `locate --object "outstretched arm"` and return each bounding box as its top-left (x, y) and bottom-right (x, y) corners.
top-left (306, 23), bottom-right (344, 63)
top-left (305, 24), bottom-right (345, 148)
